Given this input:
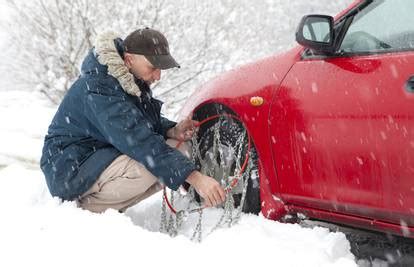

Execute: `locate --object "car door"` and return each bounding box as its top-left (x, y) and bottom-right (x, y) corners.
top-left (269, 0), bottom-right (414, 225)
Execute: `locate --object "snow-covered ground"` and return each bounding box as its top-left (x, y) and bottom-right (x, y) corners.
top-left (0, 91), bottom-right (360, 266)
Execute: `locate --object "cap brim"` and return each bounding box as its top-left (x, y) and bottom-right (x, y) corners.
top-left (145, 54), bottom-right (180, 70)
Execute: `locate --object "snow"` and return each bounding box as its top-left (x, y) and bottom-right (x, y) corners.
top-left (0, 90), bottom-right (357, 266)
top-left (312, 82), bottom-right (319, 93)
top-left (0, 91), bottom-right (56, 167)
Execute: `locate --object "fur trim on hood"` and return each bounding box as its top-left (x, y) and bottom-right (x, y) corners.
top-left (94, 31), bottom-right (141, 97)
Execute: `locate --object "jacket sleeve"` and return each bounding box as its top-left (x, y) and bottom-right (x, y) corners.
top-left (84, 89), bottom-right (196, 190)
top-left (160, 116), bottom-right (176, 139)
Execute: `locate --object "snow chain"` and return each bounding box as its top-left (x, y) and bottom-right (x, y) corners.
top-left (159, 115), bottom-right (253, 242)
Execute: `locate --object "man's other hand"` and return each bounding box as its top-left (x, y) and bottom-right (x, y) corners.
top-left (167, 118), bottom-right (198, 141)
top-left (186, 171), bottom-right (226, 207)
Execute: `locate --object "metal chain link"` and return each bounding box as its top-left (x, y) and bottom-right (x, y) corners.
top-left (233, 156), bottom-right (252, 225)
top-left (159, 188), bottom-right (168, 233)
top-left (190, 208), bottom-right (203, 242)
top-left (166, 191), bottom-right (177, 236)
top-left (209, 130), bottom-right (247, 233)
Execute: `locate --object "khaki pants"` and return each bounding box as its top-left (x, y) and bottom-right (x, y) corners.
top-left (77, 139), bottom-right (191, 213)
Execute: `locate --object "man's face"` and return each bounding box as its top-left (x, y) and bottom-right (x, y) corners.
top-left (124, 53), bottom-right (161, 85)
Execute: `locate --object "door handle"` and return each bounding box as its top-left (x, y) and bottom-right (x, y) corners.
top-left (406, 76), bottom-right (414, 93)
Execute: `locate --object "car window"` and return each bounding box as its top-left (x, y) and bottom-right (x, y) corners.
top-left (339, 0), bottom-right (414, 54)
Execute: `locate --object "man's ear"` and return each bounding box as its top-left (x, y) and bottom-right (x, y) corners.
top-left (124, 53), bottom-right (132, 68)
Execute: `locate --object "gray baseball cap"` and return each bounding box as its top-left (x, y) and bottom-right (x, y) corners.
top-left (123, 28), bottom-right (180, 70)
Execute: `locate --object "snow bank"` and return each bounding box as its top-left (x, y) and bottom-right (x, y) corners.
top-left (0, 164), bottom-right (356, 267)
top-left (0, 91), bottom-right (56, 167)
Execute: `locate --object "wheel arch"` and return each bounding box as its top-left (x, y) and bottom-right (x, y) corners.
top-left (192, 102), bottom-right (288, 219)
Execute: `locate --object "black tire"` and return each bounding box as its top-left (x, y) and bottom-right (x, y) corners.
top-left (192, 105), bottom-right (261, 214)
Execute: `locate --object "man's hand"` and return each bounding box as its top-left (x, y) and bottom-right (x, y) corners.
top-left (167, 118), bottom-right (198, 141)
top-left (186, 171), bottom-right (226, 207)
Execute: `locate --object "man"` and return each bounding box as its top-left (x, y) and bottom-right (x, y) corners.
top-left (40, 28), bottom-right (225, 213)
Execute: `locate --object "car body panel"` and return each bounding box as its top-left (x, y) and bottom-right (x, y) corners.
top-left (272, 52), bottom-right (414, 227)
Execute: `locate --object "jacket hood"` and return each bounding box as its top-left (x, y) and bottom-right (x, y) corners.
top-left (81, 31), bottom-right (141, 97)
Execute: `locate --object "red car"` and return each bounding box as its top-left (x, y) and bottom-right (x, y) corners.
top-left (179, 0), bottom-right (414, 239)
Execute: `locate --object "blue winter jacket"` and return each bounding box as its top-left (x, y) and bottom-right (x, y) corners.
top-left (40, 37), bottom-right (196, 201)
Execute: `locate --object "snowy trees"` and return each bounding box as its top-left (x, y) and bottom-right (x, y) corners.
top-left (0, 0), bottom-right (351, 113)
top-left (3, 1), bottom-right (97, 103)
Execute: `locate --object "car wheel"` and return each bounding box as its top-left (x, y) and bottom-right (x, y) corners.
top-left (192, 109), bottom-right (261, 214)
